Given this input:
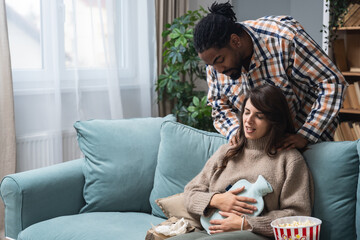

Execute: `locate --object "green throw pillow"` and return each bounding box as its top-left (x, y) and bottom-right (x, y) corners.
top-left (303, 140), bottom-right (360, 240)
top-left (150, 121), bottom-right (227, 218)
top-left (74, 115), bottom-right (176, 213)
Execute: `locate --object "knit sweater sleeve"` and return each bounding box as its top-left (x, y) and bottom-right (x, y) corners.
top-left (246, 152), bottom-right (314, 237)
top-left (183, 144), bottom-right (229, 216)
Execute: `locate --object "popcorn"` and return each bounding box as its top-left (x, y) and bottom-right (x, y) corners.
top-left (271, 216), bottom-right (322, 240)
top-left (277, 220), bottom-right (315, 228)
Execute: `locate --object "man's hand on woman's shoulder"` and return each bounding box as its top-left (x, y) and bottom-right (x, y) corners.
top-left (277, 134), bottom-right (308, 151)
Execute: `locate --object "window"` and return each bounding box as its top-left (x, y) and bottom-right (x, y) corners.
top-left (6, 0), bottom-right (136, 90)
top-left (7, 0), bottom-right (157, 171)
top-left (6, 0), bottom-right (42, 69)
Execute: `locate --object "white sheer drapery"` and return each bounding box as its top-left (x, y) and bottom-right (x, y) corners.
top-left (6, 0), bottom-right (157, 172)
top-left (1, 0), bottom-right (16, 237)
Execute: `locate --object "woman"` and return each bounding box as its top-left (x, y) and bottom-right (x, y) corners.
top-left (170, 84), bottom-right (313, 240)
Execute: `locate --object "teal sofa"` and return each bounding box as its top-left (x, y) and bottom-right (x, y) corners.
top-left (1, 116), bottom-right (360, 240)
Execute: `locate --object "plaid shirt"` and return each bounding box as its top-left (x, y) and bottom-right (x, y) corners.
top-left (207, 16), bottom-right (347, 143)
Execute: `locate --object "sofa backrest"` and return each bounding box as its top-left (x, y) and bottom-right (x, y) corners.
top-left (303, 140), bottom-right (360, 239)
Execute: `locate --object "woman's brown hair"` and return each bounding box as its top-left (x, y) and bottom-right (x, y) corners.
top-left (221, 84), bottom-right (296, 167)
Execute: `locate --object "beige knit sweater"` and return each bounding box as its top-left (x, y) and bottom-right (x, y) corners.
top-left (184, 136), bottom-right (314, 237)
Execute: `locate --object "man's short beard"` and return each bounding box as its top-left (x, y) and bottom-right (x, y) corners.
top-left (229, 69), bottom-right (242, 79)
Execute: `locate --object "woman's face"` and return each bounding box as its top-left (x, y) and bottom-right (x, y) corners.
top-left (242, 99), bottom-right (271, 140)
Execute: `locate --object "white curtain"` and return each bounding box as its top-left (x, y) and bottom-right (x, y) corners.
top-left (6, 0), bottom-right (157, 172)
top-left (0, 0), bottom-right (16, 238)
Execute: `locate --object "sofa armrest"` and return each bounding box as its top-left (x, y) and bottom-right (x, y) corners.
top-left (0, 159), bottom-right (85, 239)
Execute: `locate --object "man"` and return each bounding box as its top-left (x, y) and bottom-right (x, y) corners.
top-left (194, 2), bottom-right (347, 149)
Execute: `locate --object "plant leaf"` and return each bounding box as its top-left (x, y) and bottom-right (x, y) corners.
top-left (187, 106), bottom-right (196, 112)
top-left (193, 96), bottom-right (200, 106)
top-left (169, 32), bottom-right (180, 39)
top-left (201, 96), bottom-right (208, 106)
top-left (191, 112), bottom-right (199, 118)
top-left (174, 38), bottom-right (181, 47)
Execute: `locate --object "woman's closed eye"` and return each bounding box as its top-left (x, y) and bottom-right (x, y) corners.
top-left (256, 114), bottom-right (264, 119)
top-left (244, 110), bottom-right (264, 119)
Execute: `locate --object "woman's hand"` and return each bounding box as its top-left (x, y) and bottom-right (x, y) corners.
top-left (209, 212), bottom-right (249, 234)
top-left (209, 186), bottom-right (257, 215)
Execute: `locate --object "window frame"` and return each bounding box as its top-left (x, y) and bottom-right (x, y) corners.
top-left (9, 0), bottom-right (138, 93)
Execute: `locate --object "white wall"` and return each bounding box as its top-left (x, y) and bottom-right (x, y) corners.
top-left (233, 0), bottom-right (324, 46)
top-left (189, 0), bottom-right (231, 12)
top-left (233, 0), bottom-right (290, 22)
top-left (289, 0), bottom-right (323, 47)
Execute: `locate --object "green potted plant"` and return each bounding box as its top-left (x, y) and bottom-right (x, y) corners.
top-left (322, 0), bottom-right (358, 47)
top-left (156, 7), bottom-right (215, 132)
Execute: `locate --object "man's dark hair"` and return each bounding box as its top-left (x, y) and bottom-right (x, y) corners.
top-left (194, 1), bottom-right (242, 53)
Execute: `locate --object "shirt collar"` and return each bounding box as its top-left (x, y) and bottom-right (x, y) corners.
top-left (238, 22), bottom-right (273, 71)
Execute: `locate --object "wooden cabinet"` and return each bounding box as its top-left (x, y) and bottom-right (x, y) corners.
top-left (332, 27), bottom-right (360, 141)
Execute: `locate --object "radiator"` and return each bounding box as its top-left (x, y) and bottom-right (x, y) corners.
top-left (16, 131), bottom-right (83, 172)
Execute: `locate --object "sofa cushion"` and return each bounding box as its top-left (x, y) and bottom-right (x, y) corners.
top-left (74, 115), bottom-right (176, 213)
top-left (17, 212), bottom-right (164, 240)
top-left (303, 140), bottom-right (360, 240)
top-left (150, 121), bottom-right (227, 218)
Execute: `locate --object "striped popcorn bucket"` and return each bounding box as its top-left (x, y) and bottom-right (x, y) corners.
top-left (271, 216), bottom-right (322, 240)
